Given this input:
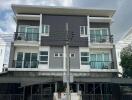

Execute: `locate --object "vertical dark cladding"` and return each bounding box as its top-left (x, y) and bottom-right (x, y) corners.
top-left (41, 14), bottom-right (88, 47)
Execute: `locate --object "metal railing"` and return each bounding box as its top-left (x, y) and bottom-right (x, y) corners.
top-left (14, 32), bottom-right (39, 41)
top-left (11, 60), bottom-right (39, 68)
top-left (121, 94), bottom-right (132, 100)
top-left (32, 94), bottom-right (53, 100)
top-left (90, 61), bottom-right (114, 69)
top-left (0, 94), bottom-right (23, 100)
top-left (82, 94), bottom-right (112, 100)
top-left (90, 35), bottom-right (113, 43)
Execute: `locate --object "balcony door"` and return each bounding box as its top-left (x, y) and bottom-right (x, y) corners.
top-left (16, 52), bottom-right (23, 68)
top-left (16, 52), bottom-right (38, 68)
top-left (18, 25), bottom-right (39, 41)
top-left (90, 53), bottom-right (110, 69)
top-left (26, 26), bottom-right (39, 41)
top-left (24, 53), bottom-right (38, 68)
top-left (90, 28), bottom-right (108, 43)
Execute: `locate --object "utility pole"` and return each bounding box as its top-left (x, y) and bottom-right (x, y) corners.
top-left (65, 23), bottom-right (70, 100)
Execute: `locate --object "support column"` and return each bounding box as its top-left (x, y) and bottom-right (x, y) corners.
top-left (39, 14), bottom-right (42, 45)
top-left (87, 16), bottom-right (90, 46)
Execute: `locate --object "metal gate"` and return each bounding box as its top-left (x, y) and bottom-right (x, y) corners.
top-left (82, 94), bottom-right (112, 100)
top-left (0, 94), bottom-right (23, 100)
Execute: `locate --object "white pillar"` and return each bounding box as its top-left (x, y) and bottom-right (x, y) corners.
top-left (87, 16), bottom-right (90, 46)
top-left (39, 14), bottom-right (42, 45)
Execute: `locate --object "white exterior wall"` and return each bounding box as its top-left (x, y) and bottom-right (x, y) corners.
top-left (0, 45), bottom-right (6, 72)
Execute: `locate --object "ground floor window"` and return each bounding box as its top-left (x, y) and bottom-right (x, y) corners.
top-left (16, 52), bottom-right (38, 68)
top-left (39, 51), bottom-right (48, 64)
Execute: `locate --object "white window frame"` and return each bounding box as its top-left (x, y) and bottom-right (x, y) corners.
top-left (80, 26), bottom-right (88, 37)
top-left (80, 52), bottom-right (90, 65)
top-left (42, 25), bottom-right (50, 36)
top-left (39, 51), bottom-right (49, 64)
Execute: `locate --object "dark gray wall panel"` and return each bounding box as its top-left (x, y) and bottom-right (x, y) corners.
top-left (49, 46), bottom-right (63, 69)
top-left (41, 14), bottom-right (88, 47)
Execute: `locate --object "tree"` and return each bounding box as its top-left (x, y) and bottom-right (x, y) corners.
top-left (120, 45), bottom-right (132, 77)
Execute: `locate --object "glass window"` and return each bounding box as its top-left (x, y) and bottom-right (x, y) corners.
top-left (39, 51), bottom-right (48, 64)
top-left (16, 52), bottom-right (23, 68)
top-left (81, 52), bottom-right (89, 65)
top-left (90, 28), bottom-right (108, 43)
top-left (19, 26), bottom-right (26, 33)
top-left (31, 53), bottom-right (38, 68)
top-left (42, 25), bottom-right (50, 36)
top-left (90, 53), bottom-right (110, 69)
top-left (80, 26), bottom-right (87, 36)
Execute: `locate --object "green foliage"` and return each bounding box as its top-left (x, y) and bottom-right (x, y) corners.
top-left (120, 45), bottom-right (132, 77)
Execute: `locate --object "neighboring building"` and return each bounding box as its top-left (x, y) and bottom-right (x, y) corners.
top-left (0, 34), bottom-right (13, 73)
top-left (0, 4), bottom-right (130, 100)
top-left (0, 35), bottom-right (6, 73)
top-left (116, 27), bottom-right (132, 76)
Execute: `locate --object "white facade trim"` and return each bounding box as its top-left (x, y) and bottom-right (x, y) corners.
top-left (89, 17), bottom-right (112, 23)
top-left (8, 68), bottom-right (118, 72)
top-left (16, 14), bottom-right (40, 20)
top-left (39, 14), bottom-right (42, 45)
top-left (87, 16), bottom-right (90, 46)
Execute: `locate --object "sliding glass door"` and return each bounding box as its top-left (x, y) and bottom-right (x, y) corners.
top-left (90, 53), bottom-right (110, 69)
top-left (26, 27), bottom-right (39, 41)
top-left (24, 53), bottom-right (38, 68)
top-left (16, 52), bottom-right (23, 68)
top-left (16, 52), bottom-right (38, 68)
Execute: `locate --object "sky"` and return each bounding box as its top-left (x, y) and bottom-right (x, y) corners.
top-left (0, 0), bottom-right (131, 42)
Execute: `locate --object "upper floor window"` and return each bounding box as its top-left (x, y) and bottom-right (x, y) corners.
top-left (39, 51), bottom-right (48, 64)
top-left (90, 28), bottom-right (109, 43)
top-left (18, 25), bottom-right (39, 41)
top-left (80, 26), bottom-right (87, 37)
top-left (80, 52), bottom-right (89, 65)
top-left (42, 25), bottom-right (50, 36)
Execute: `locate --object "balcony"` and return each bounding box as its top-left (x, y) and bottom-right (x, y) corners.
top-left (15, 32), bottom-right (39, 41)
top-left (90, 35), bottom-right (113, 48)
top-left (10, 60), bottom-right (38, 68)
top-left (14, 32), bottom-right (39, 46)
top-left (90, 35), bottom-right (113, 43)
top-left (90, 61), bottom-right (114, 69)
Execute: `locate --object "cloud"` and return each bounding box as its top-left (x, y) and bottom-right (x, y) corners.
top-left (0, 0), bottom-right (73, 34)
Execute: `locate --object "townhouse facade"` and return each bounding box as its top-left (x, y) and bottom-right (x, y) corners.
top-left (0, 4), bottom-right (126, 100)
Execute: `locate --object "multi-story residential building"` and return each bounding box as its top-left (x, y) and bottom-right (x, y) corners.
top-left (1, 4), bottom-right (131, 100)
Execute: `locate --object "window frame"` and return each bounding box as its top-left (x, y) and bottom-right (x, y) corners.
top-left (39, 51), bottom-right (49, 64)
top-left (80, 52), bottom-right (90, 65)
top-left (90, 28), bottom-right (109, 43)
top-left (80, 26), bottom-right (88, 37)
top-left (42, 25), bottom-right (50, 36)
